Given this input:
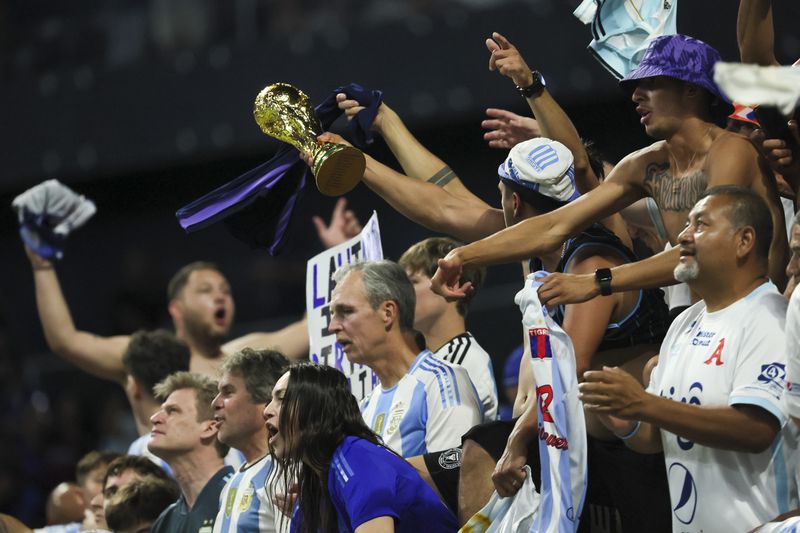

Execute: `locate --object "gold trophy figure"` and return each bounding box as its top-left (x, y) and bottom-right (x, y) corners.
top-left (254, 83), bottom-right (365, 196)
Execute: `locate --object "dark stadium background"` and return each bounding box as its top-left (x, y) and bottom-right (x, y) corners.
top-left (1, 0), bottom-right (797, 524)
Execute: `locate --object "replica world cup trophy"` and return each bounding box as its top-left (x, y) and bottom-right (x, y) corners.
top-left (254, 83), bottom-right (365, 196)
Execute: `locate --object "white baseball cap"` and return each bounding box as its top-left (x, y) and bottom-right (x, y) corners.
top-left (498, 137), bottom-right (579, 202)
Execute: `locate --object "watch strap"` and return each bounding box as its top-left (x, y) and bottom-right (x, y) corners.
top-left (595, 268), bottom-right (613, 296)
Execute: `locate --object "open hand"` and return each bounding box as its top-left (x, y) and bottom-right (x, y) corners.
top-left (482, 108), bottom-right (541, 149)
top-left (313, 197), bottom-right (362, 248)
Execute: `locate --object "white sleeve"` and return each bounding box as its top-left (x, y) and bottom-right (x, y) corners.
top-left (728, 302), bottom-right (788, 426)
top-left (424, 366), bottom-right (483, 452)
top-left (458, 351), bottom-right (498, 423)
top-left (784, 290), bottom-right (800, 419)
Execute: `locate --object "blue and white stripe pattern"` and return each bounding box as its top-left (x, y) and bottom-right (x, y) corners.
top-left (515, 271), bottom-right (587, 532)
top-left (332, 447), bottom-right (355, 487)
top-left (498, 138), bottom-right (579, 202)
top-left (360, 349), bottom-right (482, 457)
top-left (573, 0), bottom-right (677, 79)
top-left (526, 143), bottom-right (561, 172)
top-left (213, 455), bottom-right (284, 533)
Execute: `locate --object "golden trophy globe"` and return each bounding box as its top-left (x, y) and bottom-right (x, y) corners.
top-left (254, 83), bottom-right (365, 196)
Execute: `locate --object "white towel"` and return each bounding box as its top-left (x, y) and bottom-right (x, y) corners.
top-left (12, 179), bottom-right (96, 259)
top-left (714, 62), bottom-right (800, 116)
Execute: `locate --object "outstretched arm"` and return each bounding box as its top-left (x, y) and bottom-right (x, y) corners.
top-left (223, 316), bottom-right (309, 360)
top-left (431, 160), bottom-right (643, 298)
top-left (26, 247), bottom-right (130, 383)
top-left (486, 31), bottom-right (632, 249)
top-left (536, 246), bottom-right (680, 306)
top-left (337, 95), bottom-right (481, 203)
top-left (318, 132), bottom-right (506, 242)
top-left (737, 0), bottom-right (778, 66)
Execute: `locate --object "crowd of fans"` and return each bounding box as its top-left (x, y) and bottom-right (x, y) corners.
top-left (5, 0), bottom-right (800, 532)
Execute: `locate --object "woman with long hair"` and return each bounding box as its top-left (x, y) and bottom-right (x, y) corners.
top-left (263, 363), bottom-right (457, 533)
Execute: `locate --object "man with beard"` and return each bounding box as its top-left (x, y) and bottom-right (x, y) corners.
top-left (24, 252), bottom-right (307, 382)
top-left (580, 186), bottom-right (796, 532)
top-left (22, 195), bottom-right (366, 387)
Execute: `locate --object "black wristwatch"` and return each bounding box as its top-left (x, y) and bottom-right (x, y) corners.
top-left (516, 71), bottom-right (546, 98)
top-left (595, 268), bottom-right (613, 296)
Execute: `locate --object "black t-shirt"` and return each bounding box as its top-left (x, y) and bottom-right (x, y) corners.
top-left (151, 466), bottom-right (233, 533)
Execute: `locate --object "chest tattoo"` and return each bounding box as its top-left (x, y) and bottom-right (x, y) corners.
top-left (643, 162), bottom-right (708, 212)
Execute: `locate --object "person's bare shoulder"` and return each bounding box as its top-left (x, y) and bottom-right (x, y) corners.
top-left (706, 129), bottom-right (762, 186)
top-left (622, 141), bottom-right (668, 163)
top-left (708, 128), bottom-right (759, 158)
top-left (606, 141), bottom-right (668, 191)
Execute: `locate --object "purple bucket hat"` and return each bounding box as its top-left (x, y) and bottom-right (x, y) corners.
top-left (620, 34), bottom-right (730, 103)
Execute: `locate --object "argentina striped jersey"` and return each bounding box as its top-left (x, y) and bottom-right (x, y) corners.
top-left (517, 271), bottom-right (587, 533)
top-left (360, 349), bottom-right (483, 457)
top-left (212, 455), bottom-right (285, 533)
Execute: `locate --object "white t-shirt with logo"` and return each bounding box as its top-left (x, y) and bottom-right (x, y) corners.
top-left (649, 282), bottom-right (796, 533)
top-left (360, 349), bottom-right (483, 458)
top-left (783, 286), bottom-right (800, 419)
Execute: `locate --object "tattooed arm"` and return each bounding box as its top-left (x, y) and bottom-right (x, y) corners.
top-left (430, 151), bottom-right (647, 284)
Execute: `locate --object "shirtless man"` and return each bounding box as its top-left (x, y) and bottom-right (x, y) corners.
top-left (23, 198), bottom-right (358, 421)
top-left (431, 34), bottom-right (789, 302)
top-left (25, 252), bottom-right (306, 383)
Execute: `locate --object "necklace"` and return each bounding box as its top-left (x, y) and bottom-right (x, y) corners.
top-left (669, 125), bottom-right (713, 176)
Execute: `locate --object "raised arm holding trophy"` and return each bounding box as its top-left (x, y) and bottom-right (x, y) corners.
top-left (254, 83), bottom-right (365, 196)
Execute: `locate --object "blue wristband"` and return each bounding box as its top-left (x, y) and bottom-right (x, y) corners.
top-left (617, 421), bottom-right (641, 440)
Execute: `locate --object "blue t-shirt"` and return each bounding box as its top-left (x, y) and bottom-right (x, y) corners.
top-left (292, 437), bottom-right (456, 532)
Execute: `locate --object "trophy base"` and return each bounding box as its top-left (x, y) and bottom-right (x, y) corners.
top-left (313, 144), bottom-right (365, 196)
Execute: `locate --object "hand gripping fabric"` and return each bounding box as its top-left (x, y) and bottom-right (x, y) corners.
top-left (175, 83), bottom-right (383, 255)
top-left (459, 466), bottom-right (538, 533)
top-left (515, 271), bottom-right (587, 533)
top-left (12, 179), bottom-right (97, 260)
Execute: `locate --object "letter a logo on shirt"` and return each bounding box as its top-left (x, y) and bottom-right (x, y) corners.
top-left (703, 338), bottom-right (725, 366)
